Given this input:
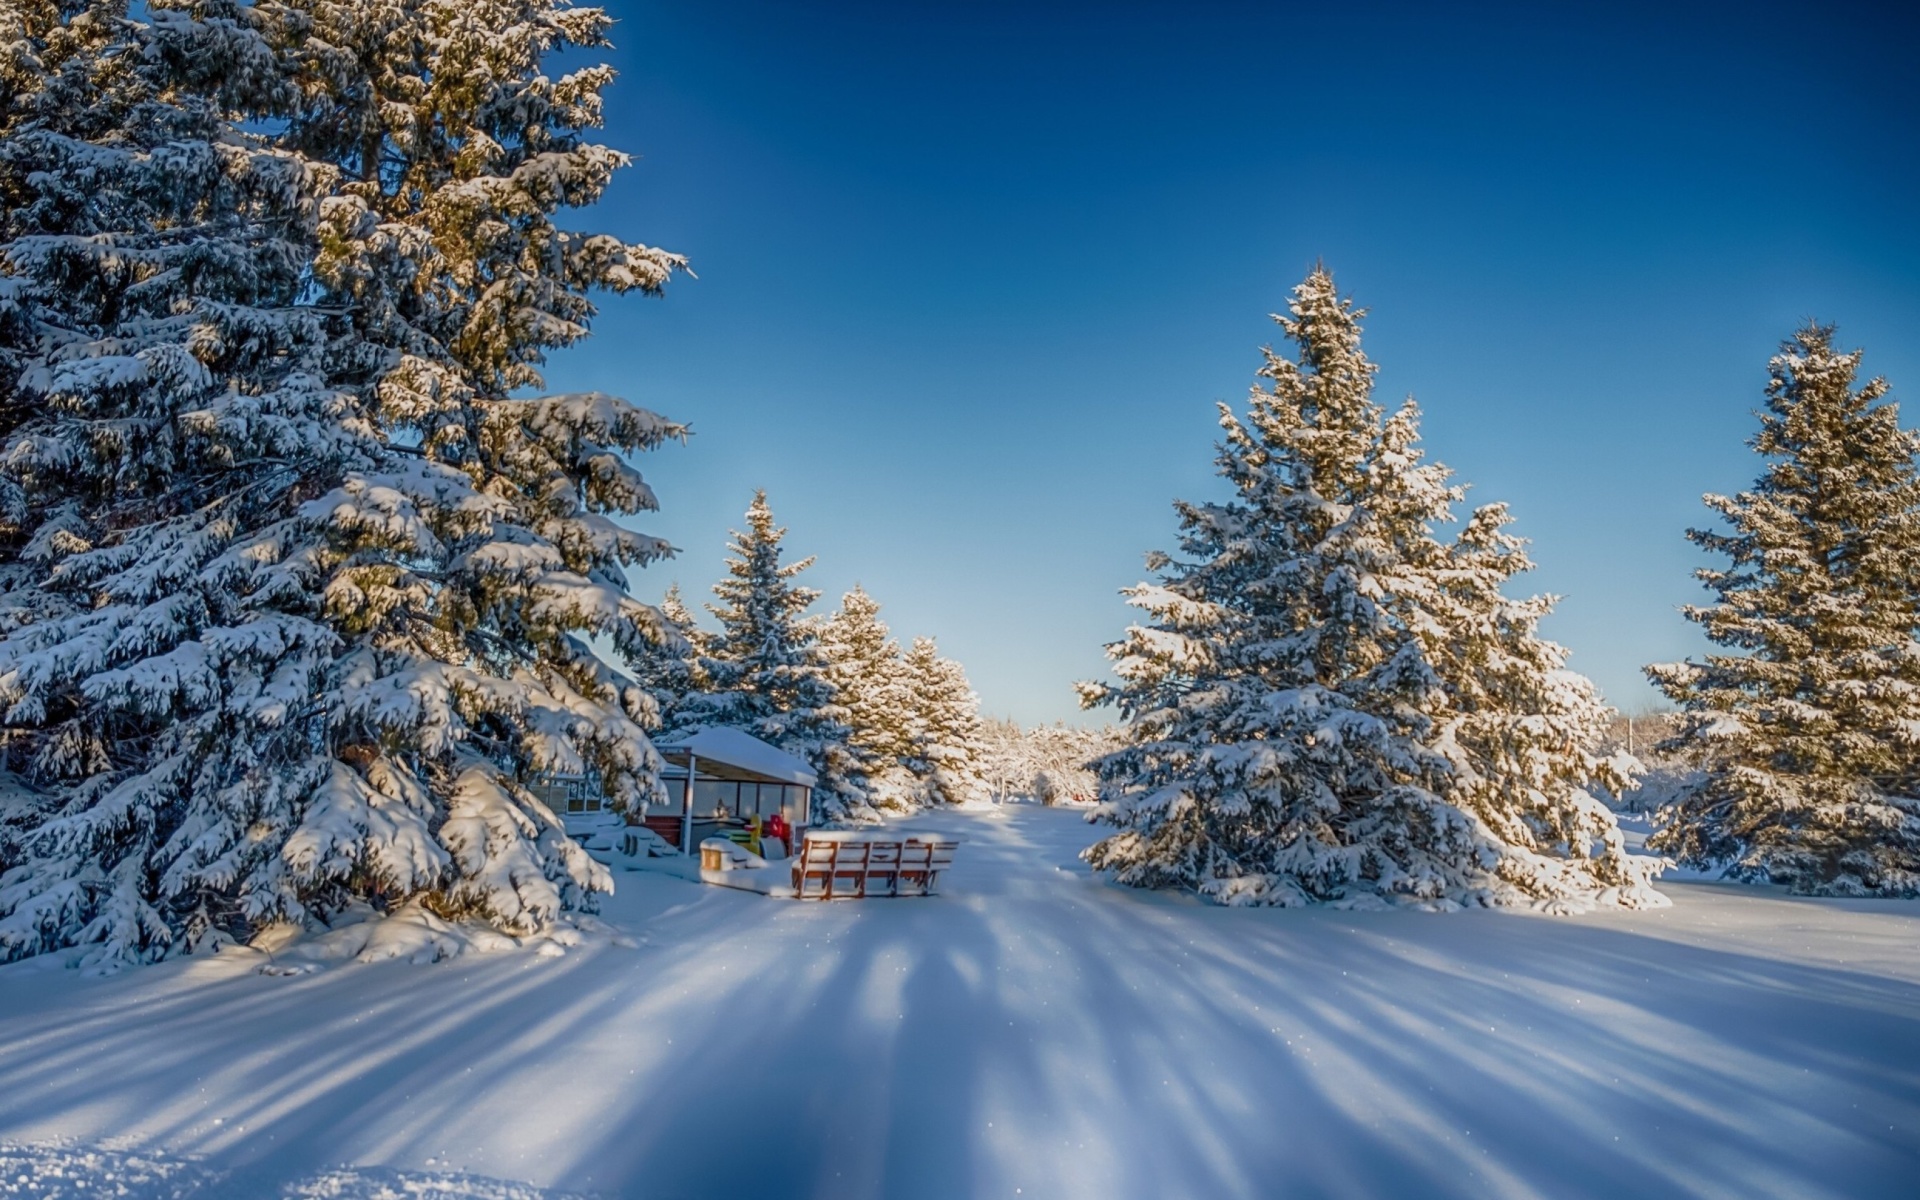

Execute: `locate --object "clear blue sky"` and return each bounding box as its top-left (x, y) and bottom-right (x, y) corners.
top-left (549, 0), bottom-right (1920, 726)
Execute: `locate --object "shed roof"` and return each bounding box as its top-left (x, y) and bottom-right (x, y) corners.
top-left (655, 726), bottom-right (819, 787)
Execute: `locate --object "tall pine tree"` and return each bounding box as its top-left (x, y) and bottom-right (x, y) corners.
top-left (1648, 324), bottom-right (1920, 896)
top-left (0, 0), bottom-right (369, 964)
top-left (817, 585), bottom-right (915, 809)
top-left (1082, 267), bottom-right (1662, 910)
top-left (0, 0), bottom-right (689, 965)
top-left (690, 492), bottom-right (867, 819)
top-left (264, 0), bottom-right (691, 935)
top-left (901, 636), bottom-right (987, 807)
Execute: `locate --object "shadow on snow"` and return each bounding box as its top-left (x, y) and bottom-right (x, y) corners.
top-left (0, 808), bottom-right (1914, 1200)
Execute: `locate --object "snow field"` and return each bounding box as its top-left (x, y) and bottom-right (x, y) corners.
top-left (0, 806), bottom-right (1915, 1200)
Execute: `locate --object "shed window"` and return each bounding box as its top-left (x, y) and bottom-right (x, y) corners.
top-left (693, 779), bottom-right (737, 817)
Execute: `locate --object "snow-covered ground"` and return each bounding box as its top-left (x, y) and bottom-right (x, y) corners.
top-left (1, 806), bottom-right (1915, 1199)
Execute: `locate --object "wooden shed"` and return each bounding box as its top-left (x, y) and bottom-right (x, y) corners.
top-left (646, 726), bottom-right (820, 855)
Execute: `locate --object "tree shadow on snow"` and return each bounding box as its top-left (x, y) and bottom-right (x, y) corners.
top-left (0, 812), bottom-right (1914, 1200)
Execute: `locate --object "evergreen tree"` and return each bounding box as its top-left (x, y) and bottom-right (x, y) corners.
top-left (1648, 324), bottom-right (1920, 896)
top-left (266, 0), bottom-right (692, 928)
top-left (1028, 723), bottom-right (1115, 806)
top-left (973, 717), bottom-right (1030, 803)
top-left (693, 492), bottom-right (867, 818)
top-left (819, 586), bottom-right (911, 761)
top-left (659, 585), bottom-right (704, 648)
top-left (973, 719), bottom-right (1118, 804)
top-left (625, 583), bottom-right (705, 736)
top-left (901, 636), bottom-right (987, 806)
top-left (1082, 267), bottom-right (1662, 910)
top-left (0, 0), bottom-right (361, 964)
top-left (0, 0), bottom-right (688, 965)
top-left (817, 585), bottom-right (915, 809)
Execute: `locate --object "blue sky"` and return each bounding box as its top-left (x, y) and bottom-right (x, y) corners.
top-left (550, 0), bottom-right (1920, 725)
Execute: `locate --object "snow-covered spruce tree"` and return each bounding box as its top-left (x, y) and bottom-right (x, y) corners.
top-left (818, 585), bottom-right (915, 809)
top-left (1648, 325), bottom-right (1920, 896)
top-left (0, 0), bottom-right (357, 964)
top-left (625, 584), bottom-right (706, 738)
top-left (0, 0), bottom-right (73, 864)
top-left (0, 0), bottom-right (688, 966)
top-left (266, 0), bottom-right (690, 930)
top-left (691, 492), bottom-right (868, 818)
top-left (1080, 266), bottom-right (1661, 910)
top-left (0, 0), bottom-right (144, 854)
top-left (0, 0), bottom-right (76, 483)
top-left (900, 636), bottom-right (987, 806)
top-left (0, 0), bottom-right (284, 635)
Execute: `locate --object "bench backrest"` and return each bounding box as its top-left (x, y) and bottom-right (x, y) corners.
top-left (907, 838), bottom-right (958, 867)
top-left (793, 833), bottom-right (960, 898)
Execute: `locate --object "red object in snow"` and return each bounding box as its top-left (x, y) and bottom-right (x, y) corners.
top-left (766, 812), bottom-right (791, 856)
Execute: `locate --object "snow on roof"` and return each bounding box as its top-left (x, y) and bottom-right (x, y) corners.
top-left (655, 726), bottom-right (819, 787)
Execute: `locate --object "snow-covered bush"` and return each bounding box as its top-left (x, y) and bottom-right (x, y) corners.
top-left (1080, 267), bottom-right (1664, 911)
top-left (1612, 765), bottom-right (1706, 816)
top-left (1589, 713), bottom-right (1696, 814)
top-left (1032, 770), bottom-right (1086, 807)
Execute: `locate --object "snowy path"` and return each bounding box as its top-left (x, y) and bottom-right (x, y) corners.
top-left (0, 806), bottom-right (1916, 1199)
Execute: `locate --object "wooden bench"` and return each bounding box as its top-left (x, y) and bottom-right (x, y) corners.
top-left (790, 832), bottom-right (960, 899)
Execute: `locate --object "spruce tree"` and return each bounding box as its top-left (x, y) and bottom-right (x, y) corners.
top-left (0, 0), bottom-right (363, 964)
top-left (0, 0), bottom-right (689, 965)
top-left (693, 492), bottom-right (867, 818)
top-left (1648, 324), bottom-right (1920, 896)
top-left (818, 586), bottom-right (916, 809)
top-left (1082, 267), bottom-right (1661, 910)
top-left (625, 584), bottom-right (705, 737)
top-left (819, 587), bottom-right (911, 760)
top-left (901, 636), bottom-right (987, 806)
top-left (270, 0), bottom-right (691, 929)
